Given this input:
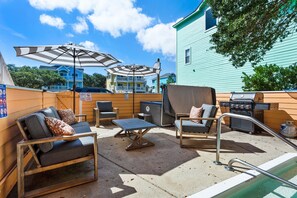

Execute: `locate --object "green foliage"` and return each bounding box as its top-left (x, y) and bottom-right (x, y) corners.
top-left (83, 73), bottom-right (106, 88)
top-left (166, 74), bottom-right (175, 84)
top-left (242, 63), bottom-right (297, 91)
top-left (207, 0), bottom-right (297, 68)
top-left (8, 66), bottom-right (66, 89)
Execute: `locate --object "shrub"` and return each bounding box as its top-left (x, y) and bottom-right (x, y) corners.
top-left (242, 63), bottom-right (297, 91)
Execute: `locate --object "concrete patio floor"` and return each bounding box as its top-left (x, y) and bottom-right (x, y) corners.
top-left (9, 123), bottom-right (297, 198)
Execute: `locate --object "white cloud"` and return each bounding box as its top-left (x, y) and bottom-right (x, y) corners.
top-left (137, 22), bottom-right (176, 57)
top-left (66, 33), bottom-right (74, 37)
top-left (79, 41), bottom-right (99, 51)
top-left (39, 14), bottom-right (65, 29)
top-left (88, 0), bottom-right (153, 38)
top-left (72, 17), bottom-right (88, 34)
top-left (29, 0), bottom-right (153, 38)
top-left (29, 0), bottom-right (77, 12)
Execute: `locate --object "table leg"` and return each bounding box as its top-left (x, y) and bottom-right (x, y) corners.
top-left (125, 128), bottom-right (155, 151)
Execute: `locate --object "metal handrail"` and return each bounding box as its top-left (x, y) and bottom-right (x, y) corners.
top-left (214, 113), bottom-right (297, 165)
top-left (226, 158), bottom-right (297, 189)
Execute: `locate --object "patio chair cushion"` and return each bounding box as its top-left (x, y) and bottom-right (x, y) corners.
top-left (201, 104), bottom-right (217, 127)
top-left (96, 101), bottom-right (113, 112)
top-left (45, 117), bottom-right (75, 136)
top-left (189, 106), bottom-right (203, 123)
top-left (100, 112), bottom-right (117, 119)
top-left (39, 106), bottom-right (61, 120)
top-left (25, 113), bottom-right (54, 153)
top-left (58, 109), bottom-right (77, 125)
top-left (175, 120), bottom-right (209, 133)
top-left (71, 122), bottom-right (92, 133)
top-left (38, 137), bottom-right (94, 166)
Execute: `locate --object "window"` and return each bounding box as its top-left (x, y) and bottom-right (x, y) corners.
top-left (185, 48), bottom-right (191, 64)
top-left (205, 8), bottom-right (217, 30)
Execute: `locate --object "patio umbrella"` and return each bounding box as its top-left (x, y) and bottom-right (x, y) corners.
top-left (14, 43), bottom-right (120, 113)
top-left (106, 64), bottom-right (160, 116)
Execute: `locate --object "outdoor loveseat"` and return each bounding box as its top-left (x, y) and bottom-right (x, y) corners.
top-left (16, 106), bottom-right (98, 198)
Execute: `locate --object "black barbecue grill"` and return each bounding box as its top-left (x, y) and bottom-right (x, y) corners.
top-left (220, 92), bottom-right (278, 133)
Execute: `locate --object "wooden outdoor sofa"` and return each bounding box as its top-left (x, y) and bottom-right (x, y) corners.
top-left (16, 106), bottom-right (98, 198)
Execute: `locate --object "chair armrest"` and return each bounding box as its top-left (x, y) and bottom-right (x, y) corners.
top-left (17, 132), bottom-right (97, 147)
top-left (75, 114), bottom-right (87, 121)
top-left (180, 117), bottom-right (217, 125)
top-left (180, 117), bottom-right (217, 121)
top-left (113, 107), bottom-right (119, 119)
top-left (175, 112), bottom-right (190, 120)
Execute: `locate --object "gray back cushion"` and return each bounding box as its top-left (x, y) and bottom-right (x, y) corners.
top-left (201, 104), bottom-right (217, 127)
top-left (40, 106), bottom-right (61, 120)
top-left (96, 101), bottom-right (113, 112)
top-left (25, 113), bottom-right (53, 152)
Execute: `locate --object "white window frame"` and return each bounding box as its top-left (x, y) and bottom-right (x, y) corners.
top-left (205, 8), bottom-right (218, 31)
top-left (185, 48), bottom-right (191, 65)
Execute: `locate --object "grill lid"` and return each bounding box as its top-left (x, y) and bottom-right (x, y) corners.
top-left (230, 92), bottom-right (263, 102)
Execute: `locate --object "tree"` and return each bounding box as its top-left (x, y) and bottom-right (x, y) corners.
top-left (9, 66), bottom-right (66, 89)
top-left (242, 63), bottom-right (297, 91)
top-left (83, 73), bottom-right (106, 88)
top-left (166, 74), bottom-right (175, 84)
top-left (207, 0), bottom-right (297, 68)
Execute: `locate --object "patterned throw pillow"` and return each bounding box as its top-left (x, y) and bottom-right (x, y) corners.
top-left (57, 109), bottom-right (77, 125)
top-left (45, 117), bottom-right (75, 136)
top-left (189, 106), bottom-right (203, 123)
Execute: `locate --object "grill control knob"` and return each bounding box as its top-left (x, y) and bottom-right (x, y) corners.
top-left (245, 105), bottom-right (251, 109)
top-left (240, 105), bottom-right (244, 109)
top-left (235, 104), bottom-right (239, 109)
top-left (231, 104), bottom-right (234, 108)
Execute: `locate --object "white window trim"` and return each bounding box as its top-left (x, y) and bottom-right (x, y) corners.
top-left (185, 47), bottom-right (191, 65)
top-left (204, 7), bottom-right (218, 32)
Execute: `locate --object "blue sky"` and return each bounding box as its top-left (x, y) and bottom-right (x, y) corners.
top-left (0, 0), bottom-right (200, 81)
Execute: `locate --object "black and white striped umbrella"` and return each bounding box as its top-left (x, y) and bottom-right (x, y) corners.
top-left (106, 64), bottom-right (160, 116)
top-left (106, 64), bottom-right (159, 77)
top-left (14, 43), bottom-right (121, 112)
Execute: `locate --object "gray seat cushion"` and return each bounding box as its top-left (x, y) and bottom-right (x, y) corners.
top-left (175, 120), bottom-right (210, 133)
top-left (39, 106), bottom-right (61, 120)
top-left (38, 137), bottom-right (94, 166)
top-left (25, 113), bottom-right (54, 152)
top-left (201, 104), bottom-right (217, 127)
top-left (100, 112), bottom-right (117, 119)
top-left (71, 122), bottom-right (92, 133)
top-left (96, 101), bottom-right (113, 112)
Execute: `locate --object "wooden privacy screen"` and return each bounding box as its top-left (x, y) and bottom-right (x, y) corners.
top-left (0, 87), bottom-right (56, 198)
top-left (56, 92), bottom-right (163, 122)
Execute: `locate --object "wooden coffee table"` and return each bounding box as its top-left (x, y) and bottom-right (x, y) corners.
top-left (113, 118), bottom-right (157, 151)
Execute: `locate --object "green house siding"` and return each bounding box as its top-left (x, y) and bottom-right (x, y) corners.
top-left (175, 5), bottom-right (297, 93)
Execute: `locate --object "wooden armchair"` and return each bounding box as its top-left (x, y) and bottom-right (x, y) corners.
top-left (16, 113), bottom-right (98, 198)
top-left (175, 104), bottom-right (218, 147)
top-left (93, 101), bottom-right (119, 127)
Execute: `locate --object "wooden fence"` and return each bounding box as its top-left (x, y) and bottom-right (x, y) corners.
top-left (0, 86), bottom-right (56, 198)
top-left (57, 92), bottom-right (163, 122)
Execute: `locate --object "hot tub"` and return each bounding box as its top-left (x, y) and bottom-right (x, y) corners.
top-left (190, 153), bottom-right (297, 198)
top-left (140, 101), bottom-right (175, 126)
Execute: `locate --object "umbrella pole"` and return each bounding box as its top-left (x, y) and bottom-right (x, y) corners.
top-left (73, 49), bottom-right (76, 113)
top-left (132, 70), bottom-right (135, 117)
